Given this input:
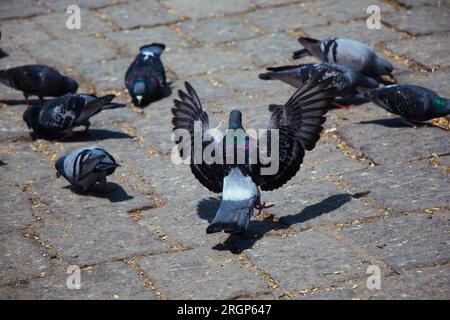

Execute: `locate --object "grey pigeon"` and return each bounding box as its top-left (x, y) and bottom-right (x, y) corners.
top-left (293, 37), bottom-right (393, 81)
top-left (55, 146), bottom-right (120, 193)
top-left (0, 64), bottom-right (78, 104)
top-left (259, 63), bottom-right (379, 103)
top-left (125, 43), bottom-right (168, 107)
top-left (23, 93), bottom-right (125, 140)
top-left (172, 70), bottom-right (337, 235)
top-left (363, 84), bottom-right (450, 126)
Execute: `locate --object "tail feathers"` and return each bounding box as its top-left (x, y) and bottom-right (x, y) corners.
top-left (206, 200), bottom-right (253, 234)
top-left (101, 102), bottom-right (126, 110)
top-left (0, 69), bottom-right (10, 86)
top-left (292, 48), bottom-right (311, 60)
top-left (78, 94), bottom-right (116, 121)
top-left (139, 43), bottom-right (166, 55)
top-left (356, 74), bottom-right (379, 89)
top-left (258, 72), bottom-right (275, 81)
top-left (266, 65), bottom-right (301, 72)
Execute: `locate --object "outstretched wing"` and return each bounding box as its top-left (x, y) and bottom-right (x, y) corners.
top-left (172, 82), bottom-right (225, 193)
top-left (250, 70), bottom-right (336, 191)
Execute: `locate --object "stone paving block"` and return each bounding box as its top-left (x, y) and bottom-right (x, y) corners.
top-left (0, 183), bottom-right (35, 234)
top-left (105, 26), bottom-right (191, 55)
top-left (296, 288), bottom-right (355, 300)
top-left (138, 248), bottom-right (270, 299)
top-left (246, 231), bottom-right (370, 292)
top-left (162, 0), bottom-right (255, 19)
top-left (179, 17), bottom-right (259, 44)
top-left (396, 0), bottom-right (436, 7)
top-left (25, 262), bottom-right (156, 299)
top-left (42, 0), bottom-right (117, 10)
top-left (337, 121), bottom-right (450, 165)
top-left (139, 197), bottom-right (225, 248)
top-left (342, 160), bottom-right (450, 212)
top-left (301, 20), bottom-right (402, 47)
top-left (209, 69), bottom-right (293, 97)
top-left (232, 32), bottom-right (298, 66)
top-left (0, 20), bottom-right (51, 46)
top-left (36, 208), bottom-right (170, 266)
top-left (343, 215), bottom-right (450, 270)
top-left (0, 105), bottom-right (30, 135)
top-left (33, 11), bottom-right (112, 39)
top-left (386, 34), bottom-right (450, 69)
top-left (78, 58), bottom-right (130, 91)
top-left (24, 36), bottom-right (117, 68)
top-left (165, 47), bottom-right (252, 76)
top-left (304, 0), bottom-right (394, 23)
top-left (252, 0), bottom-right (299, 7)
top-left (383, 6), bottom-right (450, 35)
top-left (98, 0), bottom-right (180, 30)
top-left (0, 0), bottom-right (47, 20)
top-left (395, 68), bottom-right (450, 97)
top-left (361, 267), bottom-right (450, 300)
top-left (0, 233), bottom-right (50, 285)
top-left (265, 179), bottom-right (379, 231)
top-left (243, 4), bottom-right (328, 33)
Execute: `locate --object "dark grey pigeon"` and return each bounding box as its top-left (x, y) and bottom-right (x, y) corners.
top-left (0, 64), bottom-right (78, 104)
top-left (55, 146), bottom-right (120, 193)
top-left (23, 93), bottom-right (125, 140)
top-left (172, 70), bottom-right (337, 235)
top-left (363, 84), bottom-right (450, 126)
top-left (125, 43), bottom-right (168, 107)
top-left (259, 63), bottom-right (379, 104)
top-left (293, 37), bottom-right (393, 81)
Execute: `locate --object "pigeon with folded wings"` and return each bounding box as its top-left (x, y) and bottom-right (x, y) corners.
top-left (23, 93), bottom-right (125, 140)
top-left (172, 70), bottom-right (336, 235)
top-left (55, 146), bottom-right (120, 193)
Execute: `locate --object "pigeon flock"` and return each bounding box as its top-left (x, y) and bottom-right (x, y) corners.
top-left (1, 34), bottom-right (449, 236)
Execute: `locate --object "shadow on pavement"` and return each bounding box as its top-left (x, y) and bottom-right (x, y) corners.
top-left (64, 182), bottom-right (134, 203)
top-left (197, 192), bottom-right (370, 254)
top-left (360, 118), bottom-right (436, 128)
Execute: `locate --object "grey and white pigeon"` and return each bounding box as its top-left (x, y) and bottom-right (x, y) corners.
top-left (172, 70), bottom-right (337, 235)
top-left (23, 93), bottom-right (125, 140)
top-left (125, 43), bottom-right (168, 107)
top-left (0, 64), bottom-right (78, 103)
top-left (259, 63), bottom-right (379, 103)
top-left (55, 146), bottom-right (120, 193)
top-left (363, 84), bottom-right (450, 126)
top-left (292, 37), bottom-right (394, 81)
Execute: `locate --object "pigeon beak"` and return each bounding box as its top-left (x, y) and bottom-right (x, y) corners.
top-left (136, 95), bottom-right (143, 105)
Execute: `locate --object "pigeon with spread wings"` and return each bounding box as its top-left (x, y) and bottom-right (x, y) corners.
top-left (172, 70), bottom-right (336, 235)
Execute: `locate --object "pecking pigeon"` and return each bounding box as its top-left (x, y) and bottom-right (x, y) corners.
top-left (0, 64), bottom-right (78, 103)
top-left (292, 37), bottom-right (393, 81)
top-left (125, 43), bottom-right (168, 107)
top-left (363, 84), bottom-right (450, 126)
top-left (55, 146), bottom-right (120, 193)
top-left (23, 93), bottom-right (125, 140)
top-left (259, 62), bottom-right (379, 103)
top-left (172, 70), bottom-right (337, 235)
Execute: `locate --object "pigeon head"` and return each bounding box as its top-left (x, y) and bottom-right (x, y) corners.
top-left (64, 77), bottom-right (79, 93)
top-left (22, 104), bottom-right (41, 130)
top-left (54, 156), bottom-right (65, 178)
top-left (139, 43), bottom-right (166, 56)
top-left (228, 110), bottom-right (243, 130)
top-left (132, 80), bottom-right (149, 106)
top-left (375, 56), bottom-right (394, 75)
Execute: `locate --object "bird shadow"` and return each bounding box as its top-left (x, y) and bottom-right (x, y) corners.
top-left (0, 160), bottom-right (6, 166)
top-left (197, 191), bottom-right (370, 254)
top-left (360, 118), bottom-right (436, 128)
top-left (0, 99), bottom-right (42, 106)
top-left (64, 182), bottom-right (133, 203)
top-left (0, 49), bottom-right (8, 59)
top-left (61, 129), bottom-right (134, 142)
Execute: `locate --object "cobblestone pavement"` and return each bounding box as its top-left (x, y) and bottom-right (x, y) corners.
top-left (0, 0), bottom-right (449, 300)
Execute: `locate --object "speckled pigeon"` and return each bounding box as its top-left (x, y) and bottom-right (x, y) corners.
top-left (125, 43), bottom-right (168, 107)
top-left (172, 70), bottom-right (337, 235)
top-left (259, 63), bottom-right (379, 104)
top-left (23, 93), bottom-right (125, 140)
top-left (293, 37), bottom-right (394, 81)
top-left (363, 84), bottom-right (450, 126)
top-left (0, 64), bottom-right (78, 103)
top-left (55, 146), bottom-right (120, 192)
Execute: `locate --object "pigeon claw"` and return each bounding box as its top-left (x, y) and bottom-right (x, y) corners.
top-left (254, 202), bottom-right (274, 215)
